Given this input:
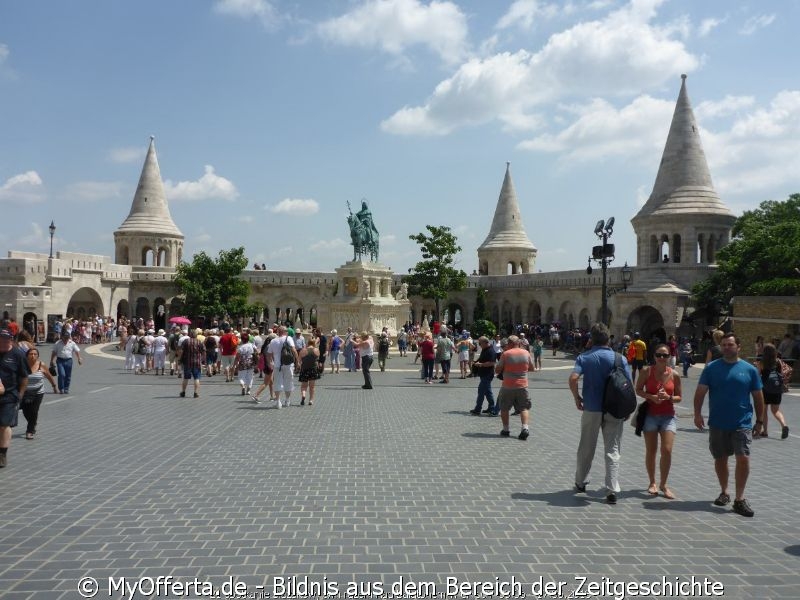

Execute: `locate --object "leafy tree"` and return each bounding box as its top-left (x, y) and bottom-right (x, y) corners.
top-left (474, 287), bottom-right (490, 321)
top-left (693, 194), bottom-right (800, 313)
top-left (471, 319), bottom-right (496, 339)
top-left (406, 225), bottom-right (467, 323)
top-left (173, 247), bottom-right (251, 322)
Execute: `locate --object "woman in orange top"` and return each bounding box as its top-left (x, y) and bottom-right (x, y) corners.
top-left (635, 343), bottom-right (682, 499)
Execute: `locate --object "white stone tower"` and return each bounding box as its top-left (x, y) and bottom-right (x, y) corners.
top-left (477, 163), bottom-right (537, 275)
top-left (114, 136), bottom-right (184, 268)
top-left (631, 75), bottom-right (736, 287)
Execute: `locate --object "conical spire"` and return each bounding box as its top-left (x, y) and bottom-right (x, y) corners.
top-left (116, 136), bottom-right (183, 237)
top-left (478, 163), bottom-right (536, 251)
top-left (634, 75), bottom-right (733, 220)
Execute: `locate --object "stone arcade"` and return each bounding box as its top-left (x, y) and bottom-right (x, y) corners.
top-left (0, 76), bottom-right (735, 342)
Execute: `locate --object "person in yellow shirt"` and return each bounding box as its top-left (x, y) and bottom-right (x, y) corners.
top-left (631, 332), bottom-right (647, 380)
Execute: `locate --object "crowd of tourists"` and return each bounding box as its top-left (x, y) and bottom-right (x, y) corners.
top-left (0, 312), bottom-right (793, 519)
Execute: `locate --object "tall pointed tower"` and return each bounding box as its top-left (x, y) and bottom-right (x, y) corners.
top-left (631, 75), bottom-right (735, 278)
top-left (114, 136), bottom-right (184, 268)
top-left (477, 163), bottom-right (537, 275)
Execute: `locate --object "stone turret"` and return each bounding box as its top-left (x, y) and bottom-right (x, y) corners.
top-left (477, 163), bottom-right (537, 275)
top-left (114, 136), bottom-right (184, 268)
top-left (631, 75), bottom-right (735, 272)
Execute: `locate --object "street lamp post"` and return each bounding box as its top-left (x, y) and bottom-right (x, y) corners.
top-left (48, 221), bottom-right (56, 259)
top-left (586, 217), bottom-right (617, 325)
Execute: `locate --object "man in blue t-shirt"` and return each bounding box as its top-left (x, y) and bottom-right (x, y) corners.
top-left (569, 323), bottom-right (632, 505)
top-left (693, 332), bottom-right (764, 518)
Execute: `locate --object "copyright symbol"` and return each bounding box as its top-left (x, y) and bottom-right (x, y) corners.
top-left (78, 577), bottom-right (99, 598)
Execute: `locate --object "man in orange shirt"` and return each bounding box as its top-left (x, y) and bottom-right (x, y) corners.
top-left (495, 335), bottom-right (535, 440)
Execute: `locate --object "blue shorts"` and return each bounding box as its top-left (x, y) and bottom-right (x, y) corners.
top-left (183, 367), bottom-right (202, 380)
top-left (643, 413), bottom-right (677, 433)
top-left (0, 401), bottom-right (19, 427)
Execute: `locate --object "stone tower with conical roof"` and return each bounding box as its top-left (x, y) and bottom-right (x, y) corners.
top-left (477, 163), bottom-right (537, 275)
top-left (114, 136), bottom-right (184, 268)
top-left (631, 75), bottom-right (735, 283)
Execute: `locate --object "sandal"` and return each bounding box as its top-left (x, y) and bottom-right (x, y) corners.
top-left (660, 486), bottom-right (675, 500)
top-left (647, 484), bottom-right (658, 495)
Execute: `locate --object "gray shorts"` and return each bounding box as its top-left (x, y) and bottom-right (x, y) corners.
top-left (498, 387), bottom-right (532, 413)
top-left (709, 427), bottom-right (752, 459)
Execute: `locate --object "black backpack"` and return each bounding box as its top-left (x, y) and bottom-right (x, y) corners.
top-left (762, 366), bottom-right (783, 395)
top-left (280, 338), bottom-right (295, 365)
top-left (379, 338), bottom-right (390, 353)
top-left (603, 352), bottom-right (636, 419)
top-left (136, 336), bottom-right (148, 355)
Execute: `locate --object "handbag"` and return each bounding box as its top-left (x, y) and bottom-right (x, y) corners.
top-left (633, 401), bottom-right (648, 437)
top-left (779, 359), bottom-right (793, 392)
top-left (49, 365), bottom-right (57, 376)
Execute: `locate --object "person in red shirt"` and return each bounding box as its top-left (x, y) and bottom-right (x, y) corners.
top-left (495, 335), bottom-right (535, 440)
top-left (635, 343), bottom-right (682, 499)
top-left (218, 328), bottom-right (239, 382)
top-left (419, 332), bottom-right (436, 384)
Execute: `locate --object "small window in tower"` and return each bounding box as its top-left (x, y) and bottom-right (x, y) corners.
top-left (144, 197), bottom-right (147, 202)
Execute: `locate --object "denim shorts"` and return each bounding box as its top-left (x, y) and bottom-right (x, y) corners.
top-left (643, 413), bottom-right (677, 433)
top-left (0, 401), bottom-right (19, 427)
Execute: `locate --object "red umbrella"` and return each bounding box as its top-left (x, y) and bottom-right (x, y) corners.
top-left (169, 316), bottom-right (192, 326)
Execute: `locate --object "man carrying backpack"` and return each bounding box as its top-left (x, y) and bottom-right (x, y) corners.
top-left (267, 325), bottom-right (299, 408)
top-left (569, 322), bottom-right (632, 505)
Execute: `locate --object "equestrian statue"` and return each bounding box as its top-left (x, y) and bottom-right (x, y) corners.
top-left (347, 199), bottom-right (380, 262)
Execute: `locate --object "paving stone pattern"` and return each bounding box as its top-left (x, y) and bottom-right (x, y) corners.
top-left (1, 346), bottom-right (799, 599)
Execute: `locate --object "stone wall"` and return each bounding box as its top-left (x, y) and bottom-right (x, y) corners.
top-left (732, 296), bottom-right (800, 359)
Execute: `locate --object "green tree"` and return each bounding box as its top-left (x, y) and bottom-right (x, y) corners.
top-left (406, 225), bottom-right (467, 323)
top-left (173, 247), bottom-right (251, 322)
top-left (693, 194), bottom-right (800, 313)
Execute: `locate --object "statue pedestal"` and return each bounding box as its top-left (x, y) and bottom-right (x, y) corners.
top-left (317, 261), bottom-right (409, 334)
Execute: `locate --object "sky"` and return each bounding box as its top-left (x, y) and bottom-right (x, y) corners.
top-left (1, 0), bottom-right (799, 276)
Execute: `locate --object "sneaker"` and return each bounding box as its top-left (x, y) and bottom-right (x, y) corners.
top-left (481, 409), bottom-right (493, 414)
top-left (251, 395), bottom-right (261, 404)
top-left (0, 454), bottom-right (6, 468)
top-left (275, 400), bottom-right (282, 409)
top-left (574, 483), bottom-right (587, 493)
top-left (469, 409), bottom-right (481, 416)
top-left (606, 493), bottom-right (617, 505)
top-left (713, 492), bottom-right (731, 506)
top-left (300, 398), bottom-right (305, 406)
top-left (782, 425), bottom-right (790, 439)
top-left (179, 391), bottom-right (186, 398)
top-left (518, 429), bottom-right (530, 441)
top-left (500, 429), bottom-right (510, 437)
top-left (241, 388), bottom-right (246, 396)
top-left (732, 498), bottom-right (754, 517)
top-left (193, 392), bottom-right (199, 398)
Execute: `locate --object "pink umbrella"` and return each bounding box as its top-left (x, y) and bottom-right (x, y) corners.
top-left (169, 316), bottom-right (192, 326)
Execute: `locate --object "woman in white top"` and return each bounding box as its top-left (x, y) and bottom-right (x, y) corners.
top-left (50, 330), bottom-right (82, 394)
top-left (152, 329), bottom-right (168, 375)
top-left (355, 332), bottom-right (374, 390)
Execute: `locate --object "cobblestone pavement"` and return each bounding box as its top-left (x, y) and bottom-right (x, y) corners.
top-left (1, 345), bottom-right (799, 599)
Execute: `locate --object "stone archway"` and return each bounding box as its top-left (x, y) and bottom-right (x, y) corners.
top-left (153, 297), bottom-right (167, 331)
top-left (578, 308), bottom-right (591, 330)
top-left (527, 300), bottom-right (542, 324)
top-left (627, 305), bottom-right (665, 344)
top-left (67, 287), bottom-right (104, 320)
top-left (135, 297), bottom-right (150, 319)
top-left (446, 302), bottom-right (465, 331)
top-left (116, 299), bottom-right (130, 320)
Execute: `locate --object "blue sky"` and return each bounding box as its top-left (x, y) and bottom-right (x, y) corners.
top-left (1, 0), bottom-right (799, 275)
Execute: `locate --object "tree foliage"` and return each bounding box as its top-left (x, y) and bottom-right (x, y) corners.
top-left (173, 247), bottom-right (251, 321)
top-left (406, 225), bottom-right (467, 321)
top-left (693, 194), bottom-right (800, 311)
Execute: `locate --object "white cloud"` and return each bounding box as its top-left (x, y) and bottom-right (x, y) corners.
top-left (310, 238), bottom-right (348, 252)
top-left (0, 170), bottom-right (45, 204)
top-left (213, 0), bottom-right (280, 29)
top-left (269, 246), bottom-right (294, 259)
top-left (317, 0), bottom-right (468, 66)
top-left (194, 231), bottom-right (212, 243)
top-left (164, 165), bottom-right (238, 202)
top-left (695, 95), bottom-right (755, 121)
top-left (15, 222), bottom-right (48, 248)
top-left (496, 0), bottom-right (561, 31)
top-left (109, 147), bottom-right (145, 164)
top-left (704, 90), bottom-right (800, 196)
top-left (518, 95), bottom-right (674, 162)
top-left (267, 198), bottom-right (320, 216)
top-left (238, 215), bottom-right (254, 223)
top-left (697, 16), bottom-right (724, 37)
top-left (739, 13), bottom-right (775, 36)
top-left (65, 181), bottom-right (125, 203)
top-left (382, 0), bottom-right (699, 135)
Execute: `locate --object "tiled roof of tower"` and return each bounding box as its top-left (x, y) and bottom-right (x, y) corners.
top-left (116, 137), bottom-right (184, 237)
top-left (633, 75), bottom-right (734, 220)
top-left (478, 163), bottom-right (536, 251)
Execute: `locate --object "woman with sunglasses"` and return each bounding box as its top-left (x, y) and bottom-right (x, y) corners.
top-left (21, 347), bottom-right (58, 440)
top-left (635, 343), bottom-right (682, 499)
